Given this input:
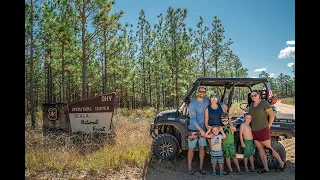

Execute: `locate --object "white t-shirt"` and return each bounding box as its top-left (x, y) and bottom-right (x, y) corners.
top-left (210, 134), bottom-right (222, 151)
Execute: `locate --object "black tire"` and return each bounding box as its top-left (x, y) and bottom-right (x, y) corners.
top-left (151, 133), bottom-right (180, 160)
top-left (254, 139), bottom-right (286, 169)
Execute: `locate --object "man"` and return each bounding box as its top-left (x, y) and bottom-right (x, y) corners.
top-left (187, 86), bottom-right (228, 175)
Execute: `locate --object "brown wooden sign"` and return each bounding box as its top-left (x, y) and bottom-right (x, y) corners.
top-left (68, 92), bottom-right (116, 133)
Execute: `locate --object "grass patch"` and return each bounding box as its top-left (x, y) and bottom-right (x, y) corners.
top-left (25, 103), bottom-right (246, 176)
top-left (229, 101), bottom-right (247, 116)
top-left (280, 97), bottom-right (295, 106)
top-left (25, 108), bottom-right (156, 173)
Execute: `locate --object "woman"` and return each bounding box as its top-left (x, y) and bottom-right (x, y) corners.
top-left (205, 93), bottom-right (235, 131)
top-left (248, 90), bottom-right (286, 173)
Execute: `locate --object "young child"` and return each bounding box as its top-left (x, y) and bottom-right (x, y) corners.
top-left (221, 112), bottom-right (242, 174)
top-left (239, 113), bottom-right (256, 173)
top-left (208, 125), bottom-right (226, 176)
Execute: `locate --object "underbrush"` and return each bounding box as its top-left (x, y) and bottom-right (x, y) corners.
top-left (25, 108), bottom-right (156, 174)
top-left (25, 104), bottom-right (244, 175)
top-left (280, 97), bottom-right (295, 106)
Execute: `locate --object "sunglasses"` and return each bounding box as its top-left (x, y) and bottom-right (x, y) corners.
top-left (210, 97), bottom-right (218, 100)
top-left (250, 94), bottom-right (258, 98)
top-left (221, 118), bottom-right (228, 122)
top-left (198, 90), bottom-right (206, 93)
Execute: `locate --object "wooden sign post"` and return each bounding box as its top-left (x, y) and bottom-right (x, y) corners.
top-left (68, 92), bottom-right (116, 133)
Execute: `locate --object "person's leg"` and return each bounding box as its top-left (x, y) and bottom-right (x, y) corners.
top-left (246, 139), bottom-right (255, 171)
top-left (211, 155), bottom-right (218, 175)
top-left (243, 141), bottom-right (249, 172)
top-left (198, 137), bottom-right (208, 174)
top-left (212, 163), bottom-right (217, 175)
top-left (217, 156), bottom-right (225, 176)
top-left (254, 140), bottom-right (269, 171)
top-left (232, 158), bottom-right (241, 173)
top-left (187, 138), bottom-right (197, 174)
top-left (260, 139), bottom-right (285, 168)
top-left (188, 148), bottom-right (194, 170)
top-left (219, 163), bottom-right (224, 176)
top-left (225, 157), bottom-right (232, 172)
top-left (244, 158), bottom-right (249, 172)
top-left (199, 146), bottom-right (205, 170)
top-left (249, 155), bottom-right (255, 171)
top-left (227, 143), bottom-right (241, 173)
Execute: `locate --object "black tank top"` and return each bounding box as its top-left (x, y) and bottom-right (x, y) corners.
top-left (208, 105), bottom-right (223, 126)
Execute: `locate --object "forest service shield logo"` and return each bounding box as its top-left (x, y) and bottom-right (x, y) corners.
top-left (48, 107), bottom-right (58, 121)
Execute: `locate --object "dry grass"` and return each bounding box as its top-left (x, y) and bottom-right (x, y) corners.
top-left (25, 108), bottom-right (157, 178)
top-left (280, 97), bottom-right (295, 106)
top-left (228, 101), bottom-right (247, 116)
top-left (25, 104), bottom-right (245, 179)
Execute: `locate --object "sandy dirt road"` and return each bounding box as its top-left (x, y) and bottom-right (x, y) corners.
top-left (274, 100), bottom-right (295, 117)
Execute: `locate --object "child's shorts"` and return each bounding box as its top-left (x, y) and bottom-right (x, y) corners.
top-left (243, 139), bottom-right (255, 158)
top-left (222, 143), bottom-right (236, 158)
top-left (210, 150), bottom-right (224, 164)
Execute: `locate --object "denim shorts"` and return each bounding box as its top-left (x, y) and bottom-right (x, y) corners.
top-left (188, 136), bottom-right (207, 148)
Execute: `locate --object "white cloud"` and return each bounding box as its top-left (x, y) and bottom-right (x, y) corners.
top-left (254, 67), bottom-right (267, 72)
top-left (287, 62), bottom-right (295, 67)
top-left (250, 76), bottom-right (258, 78)
top-left (286, 40), bottom-right (295, 45)
top-left (278, 46), bottom-right (295, 59)
top-left (269, 73), bottom-right (276, 78)
top-left (278, 40), bottom-right (295, 59)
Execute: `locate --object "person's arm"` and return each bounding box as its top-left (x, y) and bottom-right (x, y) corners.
top-left (219, 126), bottom-right (226, 139)
top-left (228, 119), bottom-right (236, 131)
top-left (231, 126), bottom-right (234, 136)
top-left (266, 108), bottom-right (275, 128)
top-left (204, 108), bottom-right (211, 131)
top-left (190, 103), bottom-right (200, 129)
top-left (218, 101), bottom-right (228, 112)
top-left (264, 101), bottom-right (275, 128)
top-left (239, 124), bottom-right (246, 148)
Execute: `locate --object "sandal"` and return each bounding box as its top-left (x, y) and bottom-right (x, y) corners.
top-left (257, 168), bottom-right (269, 173)
top-left (276, 162), bottom-right (286, 172)
top-left (237, 170), bottom-right (242, 175)
top-left (199, 169), bottom-right (206, 174)
top-left (249, 168), bottom-right (256, 172)
top-left (187, 170), bottom-right (194, 175)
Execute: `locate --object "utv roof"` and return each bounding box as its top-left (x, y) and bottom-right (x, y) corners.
top-left (195, 77), bottom-right (268, 87)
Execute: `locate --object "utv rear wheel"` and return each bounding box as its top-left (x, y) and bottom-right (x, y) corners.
top-left (254, 139), bottom-right (286, 169)
top-left (152, 133), bottom-right (179, 160)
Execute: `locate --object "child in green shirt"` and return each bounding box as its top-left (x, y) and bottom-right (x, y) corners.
top-left (221, 112), bottom-right (242, 174)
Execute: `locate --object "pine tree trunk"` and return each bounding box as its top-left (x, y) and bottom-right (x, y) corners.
top-left (29, 0), bottom-right (36, 128)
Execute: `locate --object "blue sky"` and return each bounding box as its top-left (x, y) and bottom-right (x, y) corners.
top-left (111, 0), bottom-right (295, 78)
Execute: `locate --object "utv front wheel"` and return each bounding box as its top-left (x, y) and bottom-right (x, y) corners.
top-left (254, 139), bottom-right (286, 169)
top-left (151, 133), bottom-right (179, 160)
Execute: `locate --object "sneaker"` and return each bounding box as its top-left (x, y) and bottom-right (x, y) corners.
top-left (212, 170), bottom-right (217, 176)
top-left (220, 171), bottom-right (224, 177)
top-left (245, 168), bottom-right (249, 173)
